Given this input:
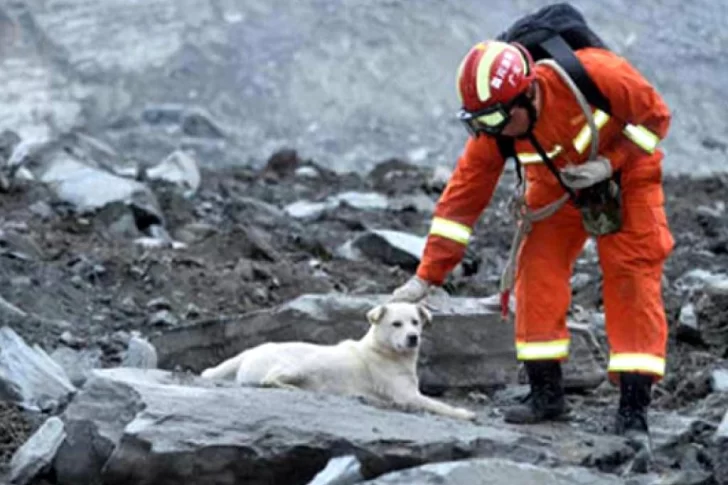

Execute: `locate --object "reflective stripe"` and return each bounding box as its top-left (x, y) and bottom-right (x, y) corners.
top-left (573, 110), bottom-right (611, 153)
top-left (516, 339), bottom-right (570, 360)
top-left (608, 353), bottom-right (665, 376)
top-left (517, 145), bottom-right (563, 164)
top-left (429, 217), bottom-right (471, 245)
top-left (623, 124), bottom-right (660, 154)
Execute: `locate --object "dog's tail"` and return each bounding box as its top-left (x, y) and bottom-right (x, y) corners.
top-left (200, 353), bottom-right (246, 380)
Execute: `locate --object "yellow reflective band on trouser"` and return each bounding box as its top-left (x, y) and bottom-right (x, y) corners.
top-left (608, 353), bottom-right (665, 376)
top-left (623, 124), bottom-right (660, 154)
top-left (516, 144), bottom-right (563, 164)
top-left (573, 109), bottom-right (611, 153)
top-left (429, 217), bottom-right (471, 245)
top-left (516, 339), bottom-right (570, 360)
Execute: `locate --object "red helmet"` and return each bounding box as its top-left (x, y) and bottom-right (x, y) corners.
top-left (456, 40), bottom-right (535, 136)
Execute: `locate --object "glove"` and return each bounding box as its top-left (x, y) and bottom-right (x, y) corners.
top-left (389, 276), bottom-right (430, 303)
top-left (560, 157), bottom-right (613, 190)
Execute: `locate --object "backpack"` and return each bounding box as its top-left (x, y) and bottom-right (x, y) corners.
top-left (493, 3), bottom-right (612, 171)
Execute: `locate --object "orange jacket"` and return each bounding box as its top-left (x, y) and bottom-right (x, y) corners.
top-left (417, 48), bottom-right (671, 285)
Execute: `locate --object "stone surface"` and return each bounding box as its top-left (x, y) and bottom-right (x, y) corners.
top-left (9, 417), bottom-right (66, 485)
top-left (145, 149), bottom-right (201, 194)
top-left (53, 368), bottom-right (629, 485)
top-left (366, 457), bottom-right (624, 485)
top-left (0, 326), bottom-right (76, 412)
top-left (153, 293), bottom-right (602, 393)
top-left (337, 231), bottom-right (426, 271)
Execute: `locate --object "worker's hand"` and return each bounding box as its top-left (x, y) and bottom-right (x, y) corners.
top-left (560, 157), bottom-right (613, 189)
top-left (389, 276), bottom-right (431, 303)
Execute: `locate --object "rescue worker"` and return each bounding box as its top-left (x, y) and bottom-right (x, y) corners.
top-left (389, 40), bottom-right (673, 438)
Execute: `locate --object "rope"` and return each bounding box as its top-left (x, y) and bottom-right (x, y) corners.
top-left (499, 58), bottom-right (600, 319)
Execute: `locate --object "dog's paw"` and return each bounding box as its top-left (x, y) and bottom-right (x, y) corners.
top-left (453, 407), bottom-right (477, 421)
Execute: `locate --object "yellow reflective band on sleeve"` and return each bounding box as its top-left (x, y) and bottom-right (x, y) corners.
top-left (516, 339), bottom-right (570, 360)
top-left (573, 110), bottom-right (611, 154)
top-left (608, 353), bottom-right (665, 376)
top-left (429, 217), bottom-right (472, 245)
top-left (623, 124), bottom-right (660, 154)
top-left (516, 145), bottom-right (563, 164)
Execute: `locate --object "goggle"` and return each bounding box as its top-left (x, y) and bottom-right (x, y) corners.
top-left (457, 94), bottom-right (526, 137)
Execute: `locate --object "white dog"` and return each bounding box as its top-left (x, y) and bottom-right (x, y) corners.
top-left (200, 302), bottom-right (476, 421)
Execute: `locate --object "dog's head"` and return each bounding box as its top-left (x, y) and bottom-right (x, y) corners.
top-left (366, 302), bottom-right (432, 354)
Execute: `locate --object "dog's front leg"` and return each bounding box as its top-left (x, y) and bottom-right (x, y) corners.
top-left (400, 393), bottom-right (477, 421)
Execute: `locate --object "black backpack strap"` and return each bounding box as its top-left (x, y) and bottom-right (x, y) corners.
top-left (496, 136), bottom-right (522, 186)
top-left (539, 35), bottom-right (611, 115)
top-left (527, 132), bottom-right (577, 200)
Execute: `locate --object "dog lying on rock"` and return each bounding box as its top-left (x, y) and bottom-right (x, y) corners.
top-left (200, 302), bottom-right (477, 421)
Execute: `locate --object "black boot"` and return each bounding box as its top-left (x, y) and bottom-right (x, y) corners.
top-left (503, 360), bottom-right (569, 424)
top-left (614, 372), bottom-right (652, 438)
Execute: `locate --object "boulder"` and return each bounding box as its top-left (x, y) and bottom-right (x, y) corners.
top-left (53, 368), bottom-right (627, 485)
top-left (8, 417), bottom-right (66, 485)
top-left (336, 230), bottom-right (426, 271)
top-left (152, 293), bottom-right (603, 393)
top-left (366, 457), bottom-right (624, 485)
top-left (716, 411), bottom-right (728, 485)
top-left (0, 326), bottom-right (76, 412)
top-left (145, 149), bottom-right (201, 194)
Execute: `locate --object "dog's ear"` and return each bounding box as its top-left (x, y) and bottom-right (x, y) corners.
top-left (367, 305), bottom-right (387, 325)
top-left (417, 304), bottom-right (433, 326)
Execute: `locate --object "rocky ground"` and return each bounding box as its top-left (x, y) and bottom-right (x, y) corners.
top-left (0, 129), bottom-right (726, 484)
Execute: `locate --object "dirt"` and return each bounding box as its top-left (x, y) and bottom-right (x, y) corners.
top-left (1, 151), bottom-right (727, 478)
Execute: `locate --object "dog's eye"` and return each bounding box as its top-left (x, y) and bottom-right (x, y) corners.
top-left (392, 321), bottom-right (402, 328)
top-left (411, 319), bottom-right (419, 326)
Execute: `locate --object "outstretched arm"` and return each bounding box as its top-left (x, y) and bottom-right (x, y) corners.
top-left (416, 136), bottom-right (506, 285)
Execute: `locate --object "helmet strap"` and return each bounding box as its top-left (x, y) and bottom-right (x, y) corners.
top-left (512, 83), bottom-right (539, 139)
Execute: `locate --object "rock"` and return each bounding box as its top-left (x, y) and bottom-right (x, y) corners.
top-left (34, 141), bottom-right (163, 218)
top-left (337, 230), bottom-right (426, 270)
top-left (93, 202), bottom-right (143, 240)
top-left (428, 165), bottom-right (453, 192)
top-left (145, 149), bottom-right (201, 194)
top-left (306, 455), bottom-right (363, 485)
top-left (0, 294), bottom-right (28, 320)
top-left (366, 457), bottom-right (624, 485)
top-left (712, 369), bottom-right (728, 392)
top-left (389, 193), bottom-right (436, 214)
top-left (180, 107), bottom-right (225, 138)
top-left (264, 148), bottom-right (302, 178)
top-left (716, 410), bottom-right (728, 485)
top-left (295, 166), bottom-right (319, 178)
top-left (50, 346), bottom-right (102, 387)
top-left (0, 326), bottom-right (76, 411)
top-left (52, 368), bottom-right (627, 485)
top-left (146, 310), bottom-right (178, 328)
top-left (677, 302), bottom-right (703, 344)
top-left (285, 200), bottom-right (331, 219)
top-left (694, 289), bottom-right (728, 354)
top-left (121, 335), bottom-right (158, 369)
top-left (332, 191), bottom-right (389, 211)
top-left (9, 416), bottom-right (66, 485)
top-left (53, 376), bottom-right (144, 485)
top-left (146, 297), bottom-right (172, 312)
top-left (153, 292), bottom-right (600, 393)
top-left (0, 229), bottom-right (44, 261)
top-left (285, 191), bottom-right (390, 220)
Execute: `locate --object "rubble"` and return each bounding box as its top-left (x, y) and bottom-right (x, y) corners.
top-left (0, 130), bottom-right (725, 483)
top-left (49, 368), bottom-right (632, 485)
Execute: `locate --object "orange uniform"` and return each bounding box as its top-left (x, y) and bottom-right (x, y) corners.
top-left (417, 48), bottom-right (674, 380)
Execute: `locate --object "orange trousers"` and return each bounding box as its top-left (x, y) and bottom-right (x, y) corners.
top-left (513, 184), bottom-right (674, 381)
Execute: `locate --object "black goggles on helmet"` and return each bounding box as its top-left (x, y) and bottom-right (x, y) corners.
top-left (457, 93), bottom-right (529, 137)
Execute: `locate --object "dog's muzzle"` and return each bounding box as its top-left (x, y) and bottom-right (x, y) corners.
top-left (406, 334), bottom-right (419, 348)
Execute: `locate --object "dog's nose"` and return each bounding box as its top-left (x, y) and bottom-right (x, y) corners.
top-left (407, 334), bottom-right (419, 347)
